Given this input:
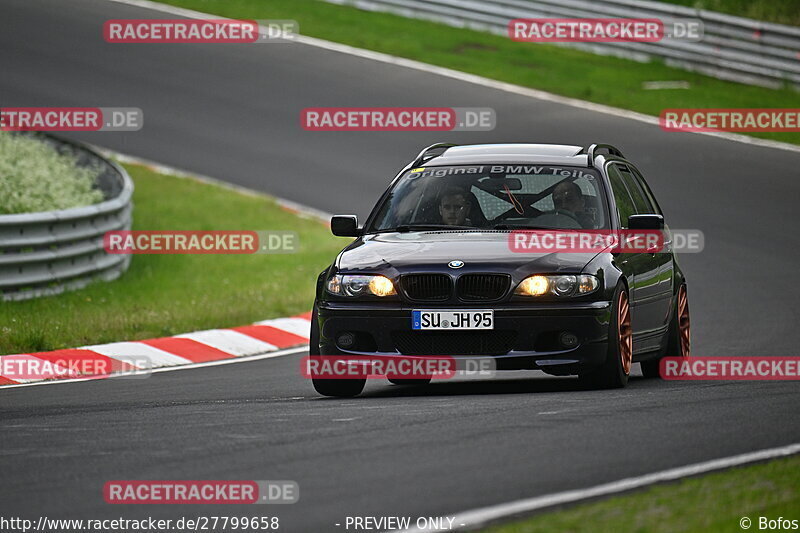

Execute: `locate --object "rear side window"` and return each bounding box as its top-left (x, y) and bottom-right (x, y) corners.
top-left (606, 164), bottom-right (636, 228)
top-left (619, 166), bottom-right (656, 214)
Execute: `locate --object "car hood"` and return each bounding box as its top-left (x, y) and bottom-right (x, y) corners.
top-left (337, 231), bottom-right (599, 277)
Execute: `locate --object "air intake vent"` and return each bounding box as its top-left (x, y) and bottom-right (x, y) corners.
top-left (456, 274), bottom-right (510, 301)
top-left (392, 330), bottom-right (516, 356)
top-left (401, 274), bottom-right (452, 301)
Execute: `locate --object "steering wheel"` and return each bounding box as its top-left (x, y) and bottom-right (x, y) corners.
top-left (552, 209), bottom-right (581, 223)
top-left (534, 210), bottom-right (582, 229)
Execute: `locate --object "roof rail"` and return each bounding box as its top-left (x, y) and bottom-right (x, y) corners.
top-left (412, 143), bottom-right (457, 167)
top-left (585, 143), bottom-right (624, 166)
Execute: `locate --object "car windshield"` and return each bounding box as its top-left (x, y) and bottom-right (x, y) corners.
top-left (368, 164), bottom-right (608, 232)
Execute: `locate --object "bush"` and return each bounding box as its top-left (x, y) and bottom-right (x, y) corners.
top-left (0, 132), bottom-right (104, 214)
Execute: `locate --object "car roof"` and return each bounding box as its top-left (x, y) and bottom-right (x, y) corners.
top-left (423, 143), bottom-right (590, 167)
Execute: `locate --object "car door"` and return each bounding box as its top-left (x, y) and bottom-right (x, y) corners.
top-left (624, 165), bottom-right (674, 333)
top-left (606, 163), bottom-right (664, 347)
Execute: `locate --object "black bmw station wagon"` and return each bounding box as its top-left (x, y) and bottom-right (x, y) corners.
top-left (310, 143), bottom-right (690, 397)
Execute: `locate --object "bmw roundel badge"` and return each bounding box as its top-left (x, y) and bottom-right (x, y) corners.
top-left (448, 260), bottom-right (464, 269)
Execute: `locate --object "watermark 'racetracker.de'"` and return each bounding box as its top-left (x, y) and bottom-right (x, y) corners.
top-left (302, 355), bottom-right (496, 380)
top-left (509, 18), bottom-right (703, 42)
top-left (1, 107), bottom-right (142, 131)
top-left (661, 357), bottom-right (800, 380)
top-left (301, 107), bottom-right (495, 131)
top-left (104, 231), bottom-right (298, 254)
top-left (661, 109), bottom-right (800, 132)
top-left (104, 480), bottom-right (298, 504)
top-left (0, 354), bottom-right (152, 381)
top-left (104, 19), bottom-right (299, 43)
top-left (509, 229), bottom-right (704, 253)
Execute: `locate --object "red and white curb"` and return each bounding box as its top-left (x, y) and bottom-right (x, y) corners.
top-left (0, 312), bottom-right (312, 387)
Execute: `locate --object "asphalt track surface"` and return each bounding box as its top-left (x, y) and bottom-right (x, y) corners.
top-left (1, 0), bottom-right (799, 530)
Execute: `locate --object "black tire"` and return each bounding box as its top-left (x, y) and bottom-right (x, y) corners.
top-left (312, 377), bottom-right (366, 398)
top-left (309, 305), bottom-right (366, 398)
top-left (388, 378), bottom-right (432, 386)
top-left (579, 283), bottom-right (632, 389)
top-left (641, 283), bottom-right (690, 379)
top-left (639, 355), bottom-right (661, 379)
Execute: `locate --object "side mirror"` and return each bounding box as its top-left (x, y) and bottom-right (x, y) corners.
top-left (331, 215), bottom-right (360, 237)
top-left (628, 214), bottom-right (664, 230)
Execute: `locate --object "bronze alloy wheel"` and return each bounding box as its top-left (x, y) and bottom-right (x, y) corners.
top-left (677, 284), bottom-right (691, 357)
top-left (618, 290), bottom-right (633, 375)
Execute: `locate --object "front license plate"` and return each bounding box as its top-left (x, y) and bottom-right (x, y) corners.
top-left (412, 310), bottom-right (494, 330)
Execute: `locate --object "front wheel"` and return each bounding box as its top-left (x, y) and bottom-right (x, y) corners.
top-left (641, 283), bottom-right (690, 378)
top-left (579, 283), bottom-right (632, 389)
top-left (309, 305), bottom-right (366, 397)
top-left (312, 375), bottom-right (366, 397)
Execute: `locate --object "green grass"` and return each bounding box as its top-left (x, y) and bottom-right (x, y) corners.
top-left (480, 455), bottom-right (800, 533)
top-left (155, 0), bottom-right (800, 145)
top-left (0, 132), bottom-right (103, 214)
top-left (0, 163), bottom-right (347, 355)
top-left (656, 0), bottom-right (800, 26)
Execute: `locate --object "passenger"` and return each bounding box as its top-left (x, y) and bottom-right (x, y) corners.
top-left (438, 186), bottom-right (471, 226)
top-left (552, 181), bottom-right (592, 227)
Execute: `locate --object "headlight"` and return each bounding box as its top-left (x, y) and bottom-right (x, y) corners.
top-left (515, 275), bottom-right (599, 297)
top-left (326, 274), bottom-right (397, 297)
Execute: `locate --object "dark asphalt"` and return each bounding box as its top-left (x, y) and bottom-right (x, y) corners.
top-left (1, 0), bottom-right (799, 531)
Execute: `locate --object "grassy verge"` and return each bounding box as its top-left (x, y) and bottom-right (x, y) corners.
top-left (656, 0), bottom-right (800, 27)
top-left (480, 455), bottom-right (800, 533)
top-left (0, 163), bottom-right (346, 355)
top-left (156, 0), bottom-right (800, 145)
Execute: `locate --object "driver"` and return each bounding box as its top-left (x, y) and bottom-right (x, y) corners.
top-left (552, 181), bottom-right (592, 228)
top-left (439, 186), bottom-right (471, 226)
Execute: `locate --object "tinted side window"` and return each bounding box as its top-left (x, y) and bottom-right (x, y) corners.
top-left (619, 166), bottom-right (655, 214)
top-left (606, 165), bottom-right (636, 228)
top-left (628, 167), bottom-right (661, 215)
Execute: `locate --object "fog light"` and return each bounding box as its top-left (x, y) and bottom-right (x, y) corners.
top-left (337, 332), bottom-right (355, 348)
top-left (559, 332), bottom-right (579, 348)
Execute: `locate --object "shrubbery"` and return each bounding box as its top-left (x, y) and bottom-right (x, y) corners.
top-left (0, 132), bottom-right (103, 214)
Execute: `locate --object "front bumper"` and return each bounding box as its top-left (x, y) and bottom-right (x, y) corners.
top-left (317, 301), bottom-right (612, 375)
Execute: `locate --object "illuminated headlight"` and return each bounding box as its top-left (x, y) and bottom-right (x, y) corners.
top-left (326, 274), bottom-right (397, 297)
top-left (515, 275), bottom-right (599, 297)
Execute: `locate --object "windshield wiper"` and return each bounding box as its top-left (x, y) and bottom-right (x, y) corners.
top-left (384, 224), bottom-right (476, 232)
top-left (492, 224), bottom-right (551, 230)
